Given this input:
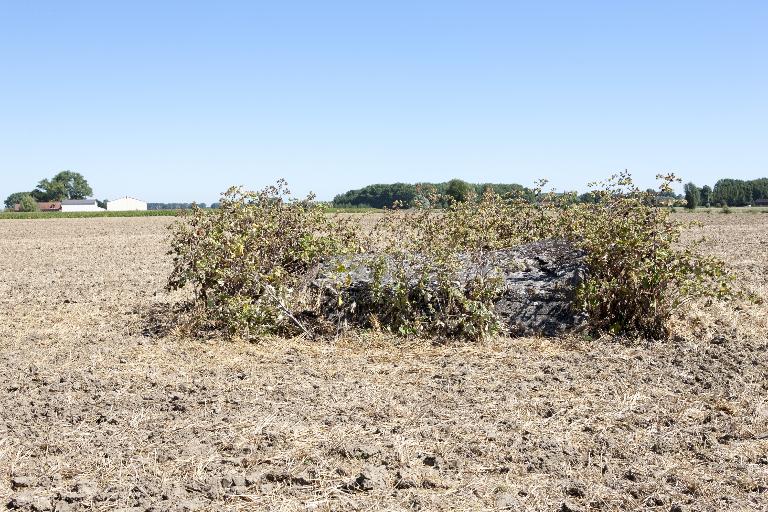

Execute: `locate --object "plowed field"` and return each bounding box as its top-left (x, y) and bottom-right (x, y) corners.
top-left (0, 215), bottom-right (766, 511)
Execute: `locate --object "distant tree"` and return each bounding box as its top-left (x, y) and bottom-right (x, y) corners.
top-left (700, 185), bottom-right (712, 207)
top-left (18, 194), bottom-right (39, 212)
top-left (4, 192), bottom-right (30, 209)
top-left (34, 171), bottom-right (93, 201)
top-left (445, 179), bottom-right (473, 203)
top-left (751, 178), bottom-right (768, 203)
top-left (332, 183), bottom-right (417, 209)
top-left (147, 203), bottom-right (199, 210)
top-left (713, 179), bottom-right (751, 207)
top-left (32, 179), bottom-right (66, 201)
top-left (684, 182), bottom-right (700, 209)
top-left (96, 199), bottom-right (108, 209)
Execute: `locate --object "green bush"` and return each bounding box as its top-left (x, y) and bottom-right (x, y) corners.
top-left (560, 172), bottom-right (732, 338)
top-left (167, 180), bottom-right (358, 339)
top-left (354, 174), bottom-right (734, 340)
top-left (444, 179), bottom-right (474, 203)
top-left (330, 182), bottom-right (563, 340)
top-left (18, 194), bottom-right (38, 212)
top-left (168, 176), bottom-right (734, 341)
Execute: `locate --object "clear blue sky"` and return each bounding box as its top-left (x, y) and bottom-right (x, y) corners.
top-left (1, 1), bottom-right (766, 203)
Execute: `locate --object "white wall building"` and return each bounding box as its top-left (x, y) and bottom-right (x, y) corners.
top-left (61, 199), bottom-right (106, 212)
top-left (107, 196), bottom-right (148, 211)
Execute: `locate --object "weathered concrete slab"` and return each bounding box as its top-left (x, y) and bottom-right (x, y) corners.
top-left (312, 239), bottom-right (588, 336)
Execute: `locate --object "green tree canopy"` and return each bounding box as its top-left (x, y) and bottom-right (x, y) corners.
top-left (332, 180), bottom-right (533, 208)
top-left (700, 185), bottom-right (712, 207)
top-left (752, 178), bottom-right (768, 202)
top-left (684, 182), bottom-right (700, 209)
top-left (711, 178), bottom-right (768, 206)
top-left (18, 194), bottom-right (39, 212)
top-left (4, 192), bottom-right (31, 209)
top-left (332, 183), bottom-right (418, 208)
top-left (33, 171), bottom-right (93, 201)
top-left (445, 179), bottom-right (473, 203)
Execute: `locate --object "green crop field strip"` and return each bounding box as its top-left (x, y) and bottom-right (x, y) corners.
top-left (0, 210), bottom-right (182, 219)
top-left (1, 207), bottom-right (378, 219)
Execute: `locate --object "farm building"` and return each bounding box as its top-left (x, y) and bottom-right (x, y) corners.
top-left (107, 197), bottom-right (148, 211)
top-left (61, 199), bottom-right (105, 212)
top-left (13, 201), bottom-right (62, 212)
top-left (755, 199), bottom-right (768, 206)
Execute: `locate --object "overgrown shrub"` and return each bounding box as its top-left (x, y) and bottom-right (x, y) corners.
top-left (333, 183), bottom-right (561, 339)
top-left (559, 172), bottom-right (733, 338)
top-left (167, 180), bottom-right (358, 339)
top-left (18, 194), bottom-right (38, 212)
top-left (347, 206), bottom-right (505, 339)
top-left (168, 176), bottom-right (734, 341)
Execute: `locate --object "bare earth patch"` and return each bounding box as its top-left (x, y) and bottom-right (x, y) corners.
top-left (0, 216), bottom-right (766, 511)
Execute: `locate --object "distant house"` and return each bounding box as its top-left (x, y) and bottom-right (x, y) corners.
top-left (13, 201), bottom-right (62, 212)
top-left (755, 199), bottom-right (768, 206)
top-left (61, 199), bottom-right (105, 212)
top-left (107, 196), bottom-right (148, 212)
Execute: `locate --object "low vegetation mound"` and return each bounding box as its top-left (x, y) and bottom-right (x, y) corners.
top-left (168, 180), bottom-right (359, 339)
top-left (168, 173), bottom-right (735, 341)
top-left (313, 238), bottom-right (587, 338)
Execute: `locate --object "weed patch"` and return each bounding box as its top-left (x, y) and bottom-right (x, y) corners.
top-left (168, 175), bottom-right (736, 341)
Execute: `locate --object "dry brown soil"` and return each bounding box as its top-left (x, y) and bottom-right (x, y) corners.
top-left (0, 214), bottom-right (766, 511)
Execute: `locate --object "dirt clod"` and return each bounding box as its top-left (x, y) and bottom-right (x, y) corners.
top-left (495, 492), bottom-right (521, 510)
top-left (8, 494), bottom-right (52, 511)
top-left (347, 465), bottom-right (390, 491)
top-left (395, 467), bottom-right (422, 489)
top-left (10, 477), bottom-right (35, 491)
top-left (560, 501), bottom-right (583, 512)
top-left (339, 442), bottom-right (382, 460)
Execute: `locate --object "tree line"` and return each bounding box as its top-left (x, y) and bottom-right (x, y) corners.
top-left (335, 177), bottom-right (768, 210)
top-left (683, 178), bottom-right (768, 208)
top-left (332, 179), bottom-right (683, 208)
top-left (148, 203), bottom-right (208, 210)
top-left (332, 180), bottom-right (535, 208)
